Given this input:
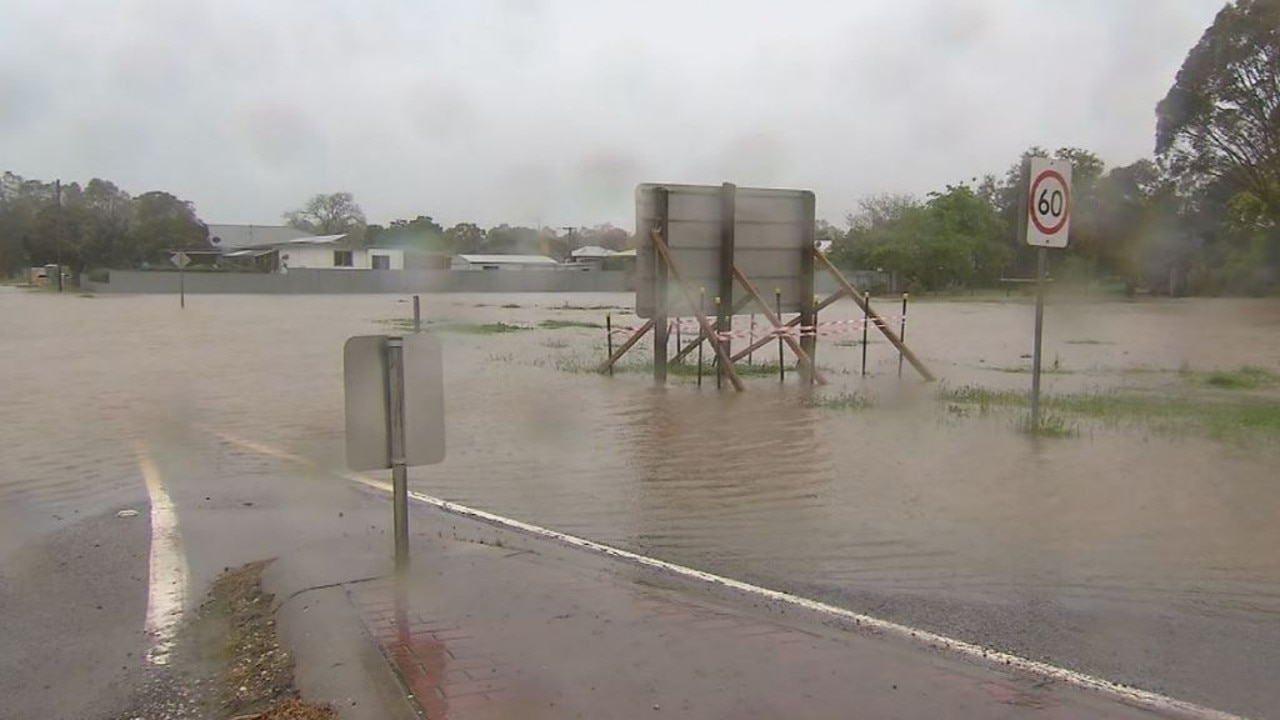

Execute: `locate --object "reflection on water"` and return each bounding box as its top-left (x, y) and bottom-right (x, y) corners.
top-left (4, 288), bottom-right (1280, 706)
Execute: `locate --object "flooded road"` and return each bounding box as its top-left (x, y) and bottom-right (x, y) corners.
top-left (4, 287), bottom-right (1280, 716)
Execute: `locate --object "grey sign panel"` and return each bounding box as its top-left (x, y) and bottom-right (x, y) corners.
top-left (344, 334), bottom-right (445, 471)
top-left (635, 184), bottom-right (815, 318)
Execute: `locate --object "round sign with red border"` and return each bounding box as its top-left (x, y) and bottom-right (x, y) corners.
top-left (1028, 169), bottom-right (1071, 236)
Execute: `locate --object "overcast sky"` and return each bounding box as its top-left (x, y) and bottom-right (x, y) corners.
top-left (0, 1), bottom-right (1225, 227)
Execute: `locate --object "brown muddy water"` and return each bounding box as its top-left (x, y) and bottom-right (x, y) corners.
top-left (4, 287), bottom-right (1280, 716)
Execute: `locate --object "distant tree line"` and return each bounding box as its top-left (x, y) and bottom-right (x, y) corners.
top-left (829, 0), bottom-right (1280, 296)
top-left (0, 173), bottom-right (208, 276)
top-left (5, 2), bottom-right (1277, 295)
top-left (282, 193), bottom-right (633, 259)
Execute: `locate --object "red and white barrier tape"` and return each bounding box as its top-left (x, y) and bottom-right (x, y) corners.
top-left (608, 316), bottom-right (905, 340)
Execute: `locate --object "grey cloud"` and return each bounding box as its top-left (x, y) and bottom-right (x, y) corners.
top-left (0, 0), bottom-right (1227, 227)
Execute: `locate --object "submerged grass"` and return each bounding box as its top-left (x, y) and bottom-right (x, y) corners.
top-left (1019, 413), bottom-right (1080, 438)
top-left (540, 319), bottom-right (603, 330)
top-left (378, 318), bottom-right (532, 334)
top-left (803, 391), bottom-right (875, 411)
top-left (1202, 365), bottom-right (1279, 390)
top-left (939, 384), bottom-right (1280, 440)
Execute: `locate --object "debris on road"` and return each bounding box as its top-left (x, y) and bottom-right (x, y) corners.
top-left (116, 509), bottom-right (139, 518)
top-left (203, 560), bottom-right (336, 720)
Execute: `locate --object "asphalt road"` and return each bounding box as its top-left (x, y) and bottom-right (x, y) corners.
top-left (0, 428), bottom-right (1271, 720)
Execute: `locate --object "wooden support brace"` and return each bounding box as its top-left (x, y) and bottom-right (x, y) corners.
top-left (652, 233), bottom-right (745, 391)
top-left (814, 251), bottom-right (935, 381)
top-left (597, 319), bottom-right (654, 374)
top-left (731, 265), bottom-right (828, 385)
top-left (729, 289), bottom-right (845, 363)
top-left (671, 294), bottom-right (754, 364)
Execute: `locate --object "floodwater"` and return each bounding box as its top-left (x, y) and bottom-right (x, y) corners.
top-left (4, 287), bottom-right (1280, 716)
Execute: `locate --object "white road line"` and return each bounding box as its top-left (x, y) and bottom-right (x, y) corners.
top-left (134, 442), bottom-right (189, 666)
top-left (215, 431), bottom-right (1249, 720)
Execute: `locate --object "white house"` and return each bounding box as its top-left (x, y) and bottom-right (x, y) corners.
top-left (220, 233), bottom-right (406, 271)
top-left (274, 236), bottom-right (406, 271)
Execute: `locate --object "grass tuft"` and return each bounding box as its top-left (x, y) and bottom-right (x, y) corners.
top-left (440, 321), bottom-right (530, 334)
top-left (1202, 366), bottom-right (1279, 390)
top-left (940, 383), bottom-right (1280, 440)
top-left (540, 319), bottom-right (603, 330)
top-left (1019, 413), bottom-right (1079, 438)
top-left (804, 392), bottom-right (875, 411)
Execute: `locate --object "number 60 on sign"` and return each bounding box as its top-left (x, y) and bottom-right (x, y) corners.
top-left (1026, 157), bottom-right (1073, 248)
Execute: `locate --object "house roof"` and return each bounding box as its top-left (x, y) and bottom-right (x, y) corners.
top-left (207, 224), bottom-right (314, 249)
top-left (456, 254), bottom-right (559, 266)
top-left (276, 234), bottom-right (348, 246)
top-left (570, 245), bottom-right (616, 258)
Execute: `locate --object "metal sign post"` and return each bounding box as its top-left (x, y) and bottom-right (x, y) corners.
top-left (385, 337), bottom-right (409, 569)
top-left (1024, 158), bottom-right (1073, 428)
top-left (344, 334), bottom-right (445, 569)
top-left (171, 251), bottom-right (191, 308)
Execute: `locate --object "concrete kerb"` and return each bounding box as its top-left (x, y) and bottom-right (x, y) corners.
top-left (260, 556), bottom-right (419, 720)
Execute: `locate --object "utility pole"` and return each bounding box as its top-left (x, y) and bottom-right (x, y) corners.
top-left (54, 179), bottom-right (64, 292)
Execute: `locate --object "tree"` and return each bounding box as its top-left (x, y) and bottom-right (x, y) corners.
top-left (575, 223), bottom-right (631, 251)
top-left (830, 184), bottom-right (1009, 290)
top-left (128, 191), bottom-right (209, 266)
top-left (443, 222), bottom-right (485, 254)
top-left (484, 224), bottom-right (541, 254)
top-left (284, 192), bottom-right (367, 237)
top-left (815, 219), bottom-right (842, 249)
top-left (1156, 0), bottom-right (1280, 218)
top-left (373, 215), bottom-right (446, 251)
top-left (0, 172), bottom-right (47, 274)
top-left (79, 179), bottom-right (132, 269)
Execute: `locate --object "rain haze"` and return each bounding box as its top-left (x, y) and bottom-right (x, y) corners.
top-left (1, 0), bottom-right (1225, 226)
top-left (9, 3), bottom-right (1280, 719)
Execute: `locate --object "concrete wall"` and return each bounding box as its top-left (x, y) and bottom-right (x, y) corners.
top-left (81, 268), bottom-right (630, 294)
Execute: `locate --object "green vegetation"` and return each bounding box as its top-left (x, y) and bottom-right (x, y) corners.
top-left (378, 318), bottom-right (417, 333)
top-left (441, 322), bottom-right (530, 334)
top-left (1202, 366), bottom-right (1278, 390)
top-left (377, 318), bottom-right (531, 334)
top-left (1, 173), bottom-right (207, 276)
top-left (1019, 413), bottom-right (1080, 439)
top-left (539, 319), bottom-right (603, 330)
top-left (939, 384), bottom-right (1280, 440)
top-left (803, 392), bottom-right (875, 411)
top-left (821, 3), bottom-right (1280, 297)
top-left (556, 302), bottom-right (622, 311)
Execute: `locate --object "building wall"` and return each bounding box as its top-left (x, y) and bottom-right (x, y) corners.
top-left (280, 246), bottom-right (404, 270)
top-left (368, 248), bottom-right (404, 270)
top-left (282, 246), bottom-right (359, 270)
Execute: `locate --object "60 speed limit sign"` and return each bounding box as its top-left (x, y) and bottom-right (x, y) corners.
top-left (1025, 157), bottom-right (1073, 248)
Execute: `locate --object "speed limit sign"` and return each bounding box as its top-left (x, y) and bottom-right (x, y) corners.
top-left (1026, 157), bottom-right (1072, 248)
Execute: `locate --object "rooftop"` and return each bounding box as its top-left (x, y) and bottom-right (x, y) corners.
top-left (207, 224), bottom-right (313, 249)
top-left (456, 254), bottom-right (559, 266)
top-left (570, 245), bottom-right (617, 259)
